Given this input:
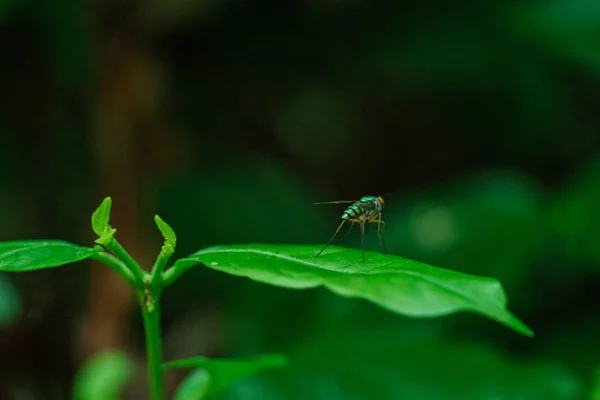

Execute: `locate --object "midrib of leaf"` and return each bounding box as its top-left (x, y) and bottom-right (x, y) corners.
top-left (187, 247), bottom-right (505, 310)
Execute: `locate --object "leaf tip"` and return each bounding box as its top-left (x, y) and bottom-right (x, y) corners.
top-left (507, 314), bottom-right (535, 338)
top-left (154, 214), bottom-right (177, 248)
top-left (91, 197), bottom-right (114, 236)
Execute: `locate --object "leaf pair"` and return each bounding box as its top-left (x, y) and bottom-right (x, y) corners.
top-left (0, 241), bottom-right (533, 337)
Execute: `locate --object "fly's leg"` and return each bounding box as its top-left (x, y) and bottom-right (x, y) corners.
top-left (368, 214), bottom-right (388, 256)
top-left (345, 222), bottom-right (355, 236)
top-left (360, 218), bottom-right (366, 263)
top-left (378, 219), bottom-right (387, 256)
top-left (315, 219), bottom-right (347, 258)
top-left (345, 218), bottom-right (365, 261)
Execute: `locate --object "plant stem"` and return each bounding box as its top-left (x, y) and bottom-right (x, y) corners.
top-left (162, 259), bottom-right (195, 287)
top-left (108, 239), bottom-right (146, 284)
top-left (141, 288), bottom-right (165, 400)
top-left (150, 247), bottom-right (172, 287)
top-left (90, 252), bottom-right (137, 287)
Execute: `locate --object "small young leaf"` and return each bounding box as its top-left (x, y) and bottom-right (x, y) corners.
top-left (91, 197), bottom-right (117, 245)
top-left (164, 354), bottom-right (286, 398)
top-left (72, 350), bottom-right (134, 400)
top-left (0, 240), bottom-right (98, 272)
top-left (170, 244), bottom-right (533, 337)
top-left (173, 369), bottom-right (211, 400)
top-left (91, 197), bottom-right (113, 236)
top-left (95, 228), bottom-right (117, 246)
top-left (155, 214), bottom-right (177, 250)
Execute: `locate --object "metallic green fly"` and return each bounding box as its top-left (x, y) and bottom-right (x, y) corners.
top-left (314, 195), bottom-right (388, 263)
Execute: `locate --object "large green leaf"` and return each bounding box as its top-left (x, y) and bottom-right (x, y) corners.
top-left (165, 354), bottom-right (286, 399)
top-left (0, 240), bottom-right (97, 272)
top-left (170, 244), bottom-right (533, 337)
top-left (72, 350), bottom-right (134, 400)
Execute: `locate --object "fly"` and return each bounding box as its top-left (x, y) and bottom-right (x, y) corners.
top-left (314, 195), bottom-right (388, 263)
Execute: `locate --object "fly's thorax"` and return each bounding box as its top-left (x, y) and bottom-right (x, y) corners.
top-left (359, 196), bottom-right (383, 212)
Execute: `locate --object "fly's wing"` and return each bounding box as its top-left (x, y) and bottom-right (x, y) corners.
top-left (313, 200), bottom-right (358, 205)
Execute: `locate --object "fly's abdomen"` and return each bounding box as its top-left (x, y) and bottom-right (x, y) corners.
top-left (342, 204), bottom-right (364, 220)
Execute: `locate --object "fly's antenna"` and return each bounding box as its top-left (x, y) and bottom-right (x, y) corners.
top-left (313, 200), bottom-right (357, 205)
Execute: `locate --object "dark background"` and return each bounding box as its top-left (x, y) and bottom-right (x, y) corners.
top-left (1, 0), bottom-right (599, 398)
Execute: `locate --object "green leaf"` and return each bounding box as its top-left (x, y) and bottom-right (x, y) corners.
top-left (155, 214), bottom-right (177, 250)
top-left (72, 350), bottom-right (133, 400)
top-left (164, 354), bottom-right (286, 398)
top-left (0, 240), bottom-right (98, 272)
top-left (172, 245), bottom-right (533, 337)
top-left (91, 197), bottom-right (117, 244)
top-left (91, 197), bottom-right (112, 236)
top-left (173, 369), bottom-right (211, 400)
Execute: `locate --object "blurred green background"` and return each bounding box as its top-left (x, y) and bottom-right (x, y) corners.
top-left (1, 0), bottom-right (600, 398)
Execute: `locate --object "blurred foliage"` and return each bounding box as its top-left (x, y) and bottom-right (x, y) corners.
top-left (217, 330), bottom-right (582, 400)
top-left (165, 354), bottom-right (286, 399)
top-left (173, 369), bottom-right (210, 400)
top-left (0, 273), bottom-right (20, 325)
top-left (2, 0), bottom-right (600, 398)
top-left (384, 170), bottom-right (545, 293)
top-left (72, 350), bottom-right (134, 400)
top-left (550, 157), bottom-right (600, 266)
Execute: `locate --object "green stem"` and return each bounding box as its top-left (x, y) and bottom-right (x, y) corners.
top-left (90, 252), bottom-right (137, 288)
top-left (161, 261), bottom-right (193, 288)
top-left (108, 239), bottom-right (146, 284)
top-left (142, 287), bottom-right (165, 400)
top-left (150, 246), bottom-right (172, 287)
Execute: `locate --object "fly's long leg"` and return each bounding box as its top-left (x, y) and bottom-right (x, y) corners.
top-left (368, 214), bottom-right (388, 257)
top-left (345, 222), bottom-right (355, 236)
top-left (360, 218), bottom-right (366, 263)
top-left (315, 219), bottom-right (347, 258)
top-left (377, 219), bottom-right (387, 256)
